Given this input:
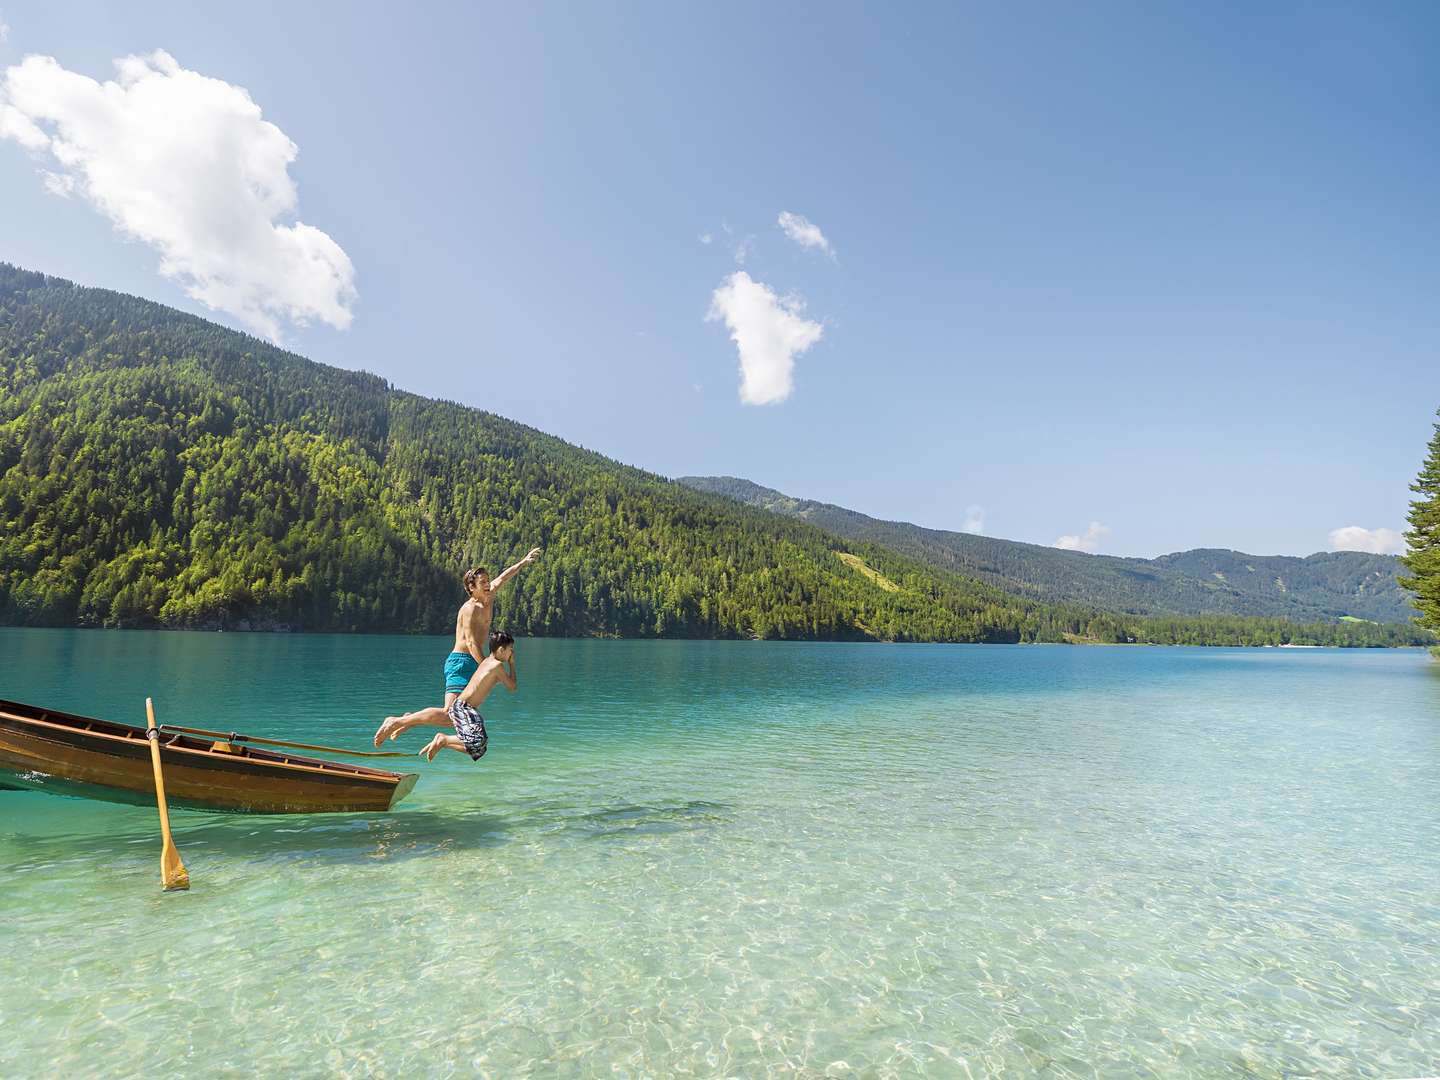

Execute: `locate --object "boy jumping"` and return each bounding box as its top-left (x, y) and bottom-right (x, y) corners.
top-left (382, 630), bottom-right (519, 761)
top-left (373, 548), bottom-right (537, 747)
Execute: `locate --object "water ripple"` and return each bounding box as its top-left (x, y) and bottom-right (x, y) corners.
top-left (1, 635), bottom-right (1439, 1075)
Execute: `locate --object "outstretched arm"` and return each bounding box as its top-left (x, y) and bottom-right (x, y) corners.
top-left (490, 547), bottom-right (542, 593)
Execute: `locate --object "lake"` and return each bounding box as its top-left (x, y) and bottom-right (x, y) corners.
top-left (2, 629), bottom-right (1438, 1077)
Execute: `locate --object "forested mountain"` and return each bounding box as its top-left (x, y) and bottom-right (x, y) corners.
top-left (677, 476), bottom-right (1414, 623)
top-left (0, 263), bottom-right (1068, 641)
top-left (0, 264), bottom-right (1425, 646)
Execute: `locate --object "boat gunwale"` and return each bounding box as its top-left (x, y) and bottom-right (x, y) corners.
top-left (0, 698), bottom-right (414, 786)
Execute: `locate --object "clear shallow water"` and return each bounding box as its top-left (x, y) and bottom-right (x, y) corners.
top-left (1, 630), bottom-right (1438, 1078)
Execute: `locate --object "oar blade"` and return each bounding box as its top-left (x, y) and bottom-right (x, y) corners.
top-left (161, 842), bottom-right (190, 892)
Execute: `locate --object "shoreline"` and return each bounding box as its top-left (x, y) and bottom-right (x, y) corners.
top-left (0, 624), bottom-right (1429, 650)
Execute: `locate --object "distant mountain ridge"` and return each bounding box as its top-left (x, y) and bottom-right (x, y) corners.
top-left (676, 476), bottom-right (1413, 623)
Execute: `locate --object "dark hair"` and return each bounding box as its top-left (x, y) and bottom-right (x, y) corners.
top-left (463, 566), bottom-right (489, 591)
top-left (488, 629), bottom-right (514, 654)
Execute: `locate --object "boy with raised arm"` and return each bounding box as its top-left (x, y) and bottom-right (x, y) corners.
top-left (373, 547), bottom-right (538, 746)
top-left (374, 629), bottom-right (519, 760)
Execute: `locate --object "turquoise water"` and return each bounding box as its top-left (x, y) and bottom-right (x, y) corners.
top-left (2, 630), bottom-right (1439, 1078)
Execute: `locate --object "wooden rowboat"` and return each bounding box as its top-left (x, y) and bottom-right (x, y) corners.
top-left (0, 698), bottom-right (418, 814)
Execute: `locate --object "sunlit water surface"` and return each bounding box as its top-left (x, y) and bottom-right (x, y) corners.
top-left (1, 630), bottom-right (1438, 1077)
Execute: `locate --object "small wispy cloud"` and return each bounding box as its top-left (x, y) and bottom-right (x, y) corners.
top-left (41, 170), bottom-right (72, 197)
top-left (0, 12), bottom-right (10, 45)
top-left (1327, 525), bottom-right (1404, 555)
top-left (962, 505), bottom-right (985, 534)
top-left (698, 232), bottom-right (713, 245)
top-left (715, 222), bottom-right (755, 266)
top-left (777, 210), bottom-right (834, 258)
top-left (0, 49), bottom-right (355, 342)
top-left (707, 270), bottom-right (823, 406)
top-left (1055, 522), bottom-right (1111, 553)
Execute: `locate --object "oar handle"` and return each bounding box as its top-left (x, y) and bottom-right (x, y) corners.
top-left (159, 723), bottom-right (413, 759)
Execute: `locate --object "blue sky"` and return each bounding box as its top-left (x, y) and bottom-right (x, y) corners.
top-left (1, 1), bottom-right (1435, 558)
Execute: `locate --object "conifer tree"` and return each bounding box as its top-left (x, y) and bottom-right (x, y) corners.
top-left (1400, 411), bottom-right (1440, 634)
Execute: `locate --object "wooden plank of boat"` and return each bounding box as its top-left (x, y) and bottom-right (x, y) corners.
top-left (0, 698), bottom-right (418, 814)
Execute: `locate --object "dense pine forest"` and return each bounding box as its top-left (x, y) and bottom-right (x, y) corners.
top-left (0, 264), bottom-right (1429, 647)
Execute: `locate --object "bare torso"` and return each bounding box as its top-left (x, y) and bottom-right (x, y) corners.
top-left (452, 593), bottom-right (494, 660)
top-left (460, 656), bottom-right (508, 707)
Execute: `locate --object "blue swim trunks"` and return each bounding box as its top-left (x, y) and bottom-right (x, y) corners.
top-left (443, 650), bottom-right (479, 695)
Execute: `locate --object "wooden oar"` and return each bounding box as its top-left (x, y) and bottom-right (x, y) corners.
top-left (145, 698), bottom-right (190, 892)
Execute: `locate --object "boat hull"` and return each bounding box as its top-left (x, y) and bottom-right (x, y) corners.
top-left (0, 700), bottom-right (418, 814)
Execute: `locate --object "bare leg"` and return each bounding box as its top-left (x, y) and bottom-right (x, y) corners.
top-left (419, 733), bottom-right (468, 761)
top-left (372, 690), bottom-right (463, 745)
top-left (374, 705), bottom-right (452, 746)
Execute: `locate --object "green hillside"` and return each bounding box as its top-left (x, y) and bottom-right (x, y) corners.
top-left (0, 264), bottom-right (1060, 641)
top-left (678, 476), bottom-right (1414, 623)
top-left (0, 264), bottom-right (1427, 647)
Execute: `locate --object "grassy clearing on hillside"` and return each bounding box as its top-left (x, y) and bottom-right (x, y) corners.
top-left (836, 552), bottom-right (901, 592)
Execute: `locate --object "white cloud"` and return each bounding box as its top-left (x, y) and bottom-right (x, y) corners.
top-left (777, 210), bottom-right (834, 257)
top-left (0, 98), bottom-right (45, 147)
top-left (706, 271), bottom-right (823, 406)
top-left (698, 232), bottom-right (713, 245)
top-left (41, 170), bottom-right (73, 197)
top-left (1328, 525), bottom-right (1404, 555)
top-left (1055, 521), bottom-right (1111, 553)
top-left (0, 13), bottom-right (10, 45)
top-left (0, 50), bottom-right (354, 341)
top-left (962, 505), bottom-right (985, 534)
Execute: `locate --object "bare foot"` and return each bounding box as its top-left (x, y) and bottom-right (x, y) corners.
top-left (419, 734), bottom-right (444, 761)
top-left (373, 716), bottom-right (400, 748)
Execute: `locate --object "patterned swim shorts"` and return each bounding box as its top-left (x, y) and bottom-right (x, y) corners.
top-left (446, 697), bottom-right (488, 761)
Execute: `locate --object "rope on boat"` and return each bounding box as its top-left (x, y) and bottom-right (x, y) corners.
top-left (157, 724), bottom-right (414, 759)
